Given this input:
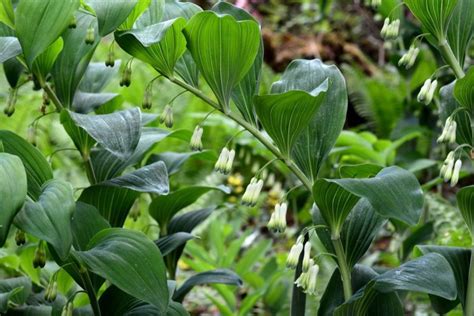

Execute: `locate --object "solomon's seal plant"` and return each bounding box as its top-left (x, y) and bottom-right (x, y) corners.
top-left (0, 0), bottom-right (472, 315)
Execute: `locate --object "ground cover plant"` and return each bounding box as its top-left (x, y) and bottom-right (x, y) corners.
top-left (0, 0), bottom-right (473, 315)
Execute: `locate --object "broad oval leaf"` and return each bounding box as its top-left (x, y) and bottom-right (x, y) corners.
top-left (183, 11), bottom-right (260, 109)
top-left (162, 0), bottom-right (201, 87)
top-left (156, 232), bottom-right (194, 256)
top-left (0, 130), bottom-right (52, 200)
top-left (52, 12), bottom-right (100, 108)
top-left (115, 18), bottom-right (187, 77)
top-left (101, 161), bottom-right (169, 195)
top-left (74, 228), bottom-right (169, 313)
top-left (0, 36), bottom-right (21, 63)
top-left (72, 202), bottom-right (110, 251)
top-left (272, 59), bottom-right (348, 182)
top-left (118, 0), bottom-right (153, 30)
top-left (149, 185), bottom-right (229, 229)
top-left (173, 269), bottom-right (242, 303)
top-left (457, 185), bottom-right (474, 236)
top-left (86, 0), bottom-right (138, 36)
top-left (0, 153), bottom-right (27, 246)
top-left (0, 277), bottom-right (32, 313)
top-left (447, 0), bottom-right (474, 66)
top-left (63, 108), bottom-right (142, 159)
top-left (14, 180), bottom-right (74, 260)
top-left (79, 185), bottom-right (139, 227)
top-left (318, 166), bottom-right (424, 226)
top-left (212, 1), bottom-right (263, 126)
top-left (135, 0), bottom-right (165, 28)
top-left (254, 89), bottom-right (326, 157)
top-left (418, 245), bottom-right (471, 313)
top-left (15, 0), bottom-right (80, 67)
top-left (404, 0), bottom-right (458, 40)
top-left (454, 67), bottom-right (474, 113)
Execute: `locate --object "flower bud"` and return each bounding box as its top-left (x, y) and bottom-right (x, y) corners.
top-left (85, 26), bottom-right (95, 45)
top-left (302, 242), bottom-right (312, 272)
top-left (44, 280), bottom-right (58, 302)
top-left (15, 230), bottom-right (26, 246)
top-left (305, 263), bottom-right (320, 296)
top-left (425, 79), bottom-right (437, 104)
top-left (142, 88), bottom-right (152, 110)
top-left (214, 147), bottom-right (230, 173)
top-left (4, 88), bottom-right (17, 117)
top-left (447, 120), bottom-right (457, 144)
top-left (159, 105), bottom-right (173, 128)
top-left (42, 91), bottom-right (50, 106)
top-left (443, 155), bottom-right (455, 182)
top-left (381, 18), bottom-right (389, 38)
top-left (370, 0), bottom-right (381, 8)
top-left (33, 242), bottom-right (46, 269)
top-left (242, 177), bottom-right (257, 206)
top-left (286, 240), bottom-right (304, 269)
top-left (105, 50), bottom-right (115, 67)
top-left (27, 126), bottom-right (36, 147)
top-left (119, 67), bottom-right (132, 87)
top-left (224, 149), bottom-right (235, 174)
top-left (61, 301), bottom-right (73, 316)
top-left (450, 159), bottom-right (462, 187)
top-left (68, 15), bottom-right (77, 29)
top-left (190, 125), bottom-right (203, 151)
top-left (246, 178), bottom-right (263, 207)
top-left (417, 79), bottom-right (431, 104)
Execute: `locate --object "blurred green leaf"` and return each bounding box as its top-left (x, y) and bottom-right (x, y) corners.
top-left (0, 153), bottom-right (27, 246)
top-left (457, 185), bottom-right (474, 236)
top-left (454, 67), bottom-right (474, 114)
top-left (86, 0), bottom-right (138, 36)
top-left (0, 277), bottom-right (32, 313)
top-left (0, 37), bottom-right (21, 63)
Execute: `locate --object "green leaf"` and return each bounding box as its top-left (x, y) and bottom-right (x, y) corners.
top-left (79, 185), bottom-right (138, 227)
top-left (167, 207), bottom-right (215, 235)
top-left (15, 0), bottom-right (80, 67)
top-left (156, 232), bottom-right (194, 256)
top-left (173, 269), bottom-right (242, 303)
top-left (457, 185), bottom-right (474, 236)
top-left (115, 18), bottom-right (187, 77)
top-left (99, 285), bottom-right (188, 316)
top-left (313, 179), bottom-right (360, 236)
top-left (31, 37), bottom-right (63, 79)
top-left (86, 0), bottom-right (138, 36)
top-left (0, 130), bottom-right (52, 201)
top-left (0, 36), bottom-right (21, 63)
top-left (336, 253), bottom-right (457, 314)
top-left (183, 11), bottom-right (260, 109)
top-left (75, 228), bottom-right (169, 313)
top-left (404, 0), bottom-right (459, 40)
top-left (212, 2), bottom-right (263, 126)
top-left (339, 163), bottom-right (383, 178)
top-left (317, 166), bottom-right (424, 227)
top-left (63, 108), bottom-right (142, 159)
top-left (0, 153), bottom-right (27, 246)
top-left (3, 57), bottom-right (25, 88)
top-left (272, 59), bottom-right (347, 181)
top-left (118, 0), bottom-right (152, 30)
top-left (135, 0), bottom-right (165, 28)
top-left (149, 185), bottom-right (229, 228)
top-left (418, 245), bottom-right (471, 313)
top-left (401, 222), bottom-right (434, 260)
top-left (52, 12), bottom-right (100, 108)
top-left (91, 127), bottom-right (172, 182)
top-left (162, 0), bottom-right (202, 87)
top-left (101, 161), bottom-right (169, 194)
top-left (255, 89), bottom-right (326, 157)
top-left (454, 67), bottom-right (474, 113)
top-left (14, 180), bottom-right (74, 260)
top-left (150, 151), bottom-right (214, 175)
top-left (447, 0), bottom-right (474, 66)
top-left (71, 202), bottom-right (110, 251)
top-left (72, 91), bottom-right (121, 114)
top-left (0, 0), bottom-right (14, 29)
top-left (0, 277), bottom-right (32, 313)
top-left (79, 61), bottom-right (121, 93)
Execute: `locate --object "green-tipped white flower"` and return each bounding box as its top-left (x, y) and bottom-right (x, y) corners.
top-left (286, 239), bottom-right (304, 269)
top-left (426, 79), bottom-right (438, 104)
top-left (215, 147), bottom-right (229, 173)
top-left (190, 125), bottom-right (203, 151)
top-left (305, 263), bottom-right (320, 296)
top-left (268, 202), bottom-right (288, 233)
top-left (437, 117), bottom-right (457, 144)
top-left (381, 18), bottom-right (389, 38)
top-left (302, 241), bottom-right (312, 272)
top-left (295, 259), bottom-right (315, 291)
top-left (450, 159), bottom-right (462, 187)
top-left (443, 153), bottom-right (455, 182)
top-left (224, 149), bottom-right (235, 174)
top-left (398, 46), bottom-right (419, 69)
top-left (417, 79), bottom-right (432, 104)
top-left (159, 105), bottom-right (173, 128)
top-left (439, 151), bottom-right (454, 179)
top-left (44, 280), bottom-right (58, 302)
top-left (242, 177), bottom-right (264, 207)
top-left (370, 0), bottom-right (381, 8)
